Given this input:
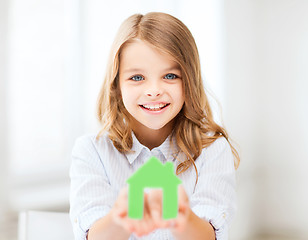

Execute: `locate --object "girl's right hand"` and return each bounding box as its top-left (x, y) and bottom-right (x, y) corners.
top-left (111, 187), bottom-right (157, 237)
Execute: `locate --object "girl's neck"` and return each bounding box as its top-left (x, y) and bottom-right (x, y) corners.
top-left (132, 120), bottom-right (174, 150)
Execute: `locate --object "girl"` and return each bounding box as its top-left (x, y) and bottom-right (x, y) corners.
top-left (70, 12), bottom-right (240, 240)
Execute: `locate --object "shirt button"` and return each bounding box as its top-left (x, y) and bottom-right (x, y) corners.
top-left (223, 213), bottom-right (226, 219)
top-left (74, 218), bottom-right (78, 223)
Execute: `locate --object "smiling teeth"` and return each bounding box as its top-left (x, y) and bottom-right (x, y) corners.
top-left (142, 103), bottom-right (168, 110)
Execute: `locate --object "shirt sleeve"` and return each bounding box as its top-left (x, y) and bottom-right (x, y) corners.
top-left (190, 137), bottom-right (237, 240)
top-left (69, 135), bottom-right (117, 240)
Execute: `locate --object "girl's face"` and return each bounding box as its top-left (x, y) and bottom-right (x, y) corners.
top-left (119, 39), bottom-right (184, 134)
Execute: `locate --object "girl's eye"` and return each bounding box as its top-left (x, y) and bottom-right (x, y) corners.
top-left (164, 73), bottom-right (178, 80)
top-left (131, 75), bottom-right (144, 81)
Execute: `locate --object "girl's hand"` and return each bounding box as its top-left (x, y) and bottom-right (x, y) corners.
top-left (111, 187), bottom-right (157, 237)
top-left (146, 185), bottom-right (190, 232)
top-left (111, 185), bottom-right (190, 236)
top-left (169, 185), bottom-right (191, 233)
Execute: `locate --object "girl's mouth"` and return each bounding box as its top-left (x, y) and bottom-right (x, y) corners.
top-left (139, 103), bottom-right (170, 111)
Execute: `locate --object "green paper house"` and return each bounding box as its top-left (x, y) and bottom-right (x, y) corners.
top-left (126, 156), bottom-right (182, 220)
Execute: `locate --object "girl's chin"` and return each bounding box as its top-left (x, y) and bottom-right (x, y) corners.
top-left (131, 117), bottom-right (175, 133)
top-left (137, 121), bottom-right (169, 131)
top-left (141, 119), bottom-right (176, 132)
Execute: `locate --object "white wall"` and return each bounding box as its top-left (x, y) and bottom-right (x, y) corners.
top-left (6, 0), bottom-right (86, 212)
top-left (257, 0), bottom-right (308, 237)
top-left (224, 0), bottom-right (308, 239)
top-left (0, 0), bottom-right (9, 229)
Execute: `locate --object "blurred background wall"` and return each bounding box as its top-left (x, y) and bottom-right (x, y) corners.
top-left (0, 0), bottom-right (10, 238)
top-left (224, 1), bottom-right (308, 239)
top-left (0, 0), bottom-right (307, 239)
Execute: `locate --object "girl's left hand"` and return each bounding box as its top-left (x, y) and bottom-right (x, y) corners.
top-left (147, 185), bottom-right (191, 232)
top-left (171, 185), bottom-right (191, 232)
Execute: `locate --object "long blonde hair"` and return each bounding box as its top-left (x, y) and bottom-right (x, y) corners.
top-left (96, 12), bottom-right (240, 181)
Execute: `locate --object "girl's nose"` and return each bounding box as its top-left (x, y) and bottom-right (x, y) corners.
top-left (145, 81), bottom-right (162, 97)
top-left (146, 91), bottom-right (161, 97)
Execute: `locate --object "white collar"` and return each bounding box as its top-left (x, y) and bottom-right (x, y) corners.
top-left (125, 132), bottom-right (181, 164)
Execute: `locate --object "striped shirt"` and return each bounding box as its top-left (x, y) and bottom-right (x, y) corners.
top-left (69, 132), bottom-right (237, 240)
